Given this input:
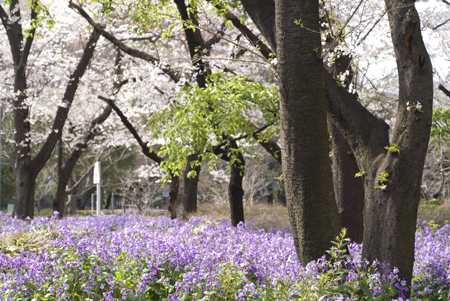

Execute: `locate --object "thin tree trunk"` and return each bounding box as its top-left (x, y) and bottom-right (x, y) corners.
top-left (228, 150), bottom-right (245, 226)
top-left (7, 20), bottom-right (100, 219)
top-left (53, 105), bottom-right (113, 218)
top-left (183, 154), bottom-right (201, 216)
top-left (168, 176), bottom-right (179, 219)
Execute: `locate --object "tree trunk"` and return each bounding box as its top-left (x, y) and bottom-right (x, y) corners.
top-left (360, 1), bottom-right (433, 287)
top-left (67, 194), bottom-right (77, 215)
top-left (183, 154), bottom-right (201, 216)
top-left (53, 105), bottom-right (112, 218)
top-left (13, 167), bottom-right (36, 219)
top-left (7, 20), bottom-right (100, 219)
top-left (325, 53), bottom-right (365, 244)
top-left (240, 0), bottom-right (432, 284)
top-left (274, 0), bottom-right (340, 264)
top-left (330, 121), bottom-right (364, 243)
top-left (228, 151), bottom-right (245, 226)
top-left (168, 175), bottom-right (179, 219)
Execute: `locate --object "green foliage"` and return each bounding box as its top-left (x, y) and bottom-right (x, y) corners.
top-left (374, 171), bottom-right (389, 190)
top-left (23, 0), bottom-right (55, 38)
top-left (85, 0), bottom-right (248, 37)
top-left (354, 171), bottom-right (365, 178)
top-left (431, 106), bottom-right (450, 144)
top-left (384, 143), bottom-right (400, 154)
top-left (148, 71), bottom-right (279, 179)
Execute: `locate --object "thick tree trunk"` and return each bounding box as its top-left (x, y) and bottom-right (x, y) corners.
top-left (14, 166), bottom-right (36, 219)
top-left (228, 152), bottom-right (245, 226)
top-left (168, 176), bottom-right (179, 219)
top-left (330, 121), bottom-right (364, 243)
top-left (275, 0), bottom-right (340, 264)
top-left (361, 1), bottom-right (433, 287)
top-left (183, 154), bottom-right (201, 216)
top-left (240, 0), bottom-right (432, 285)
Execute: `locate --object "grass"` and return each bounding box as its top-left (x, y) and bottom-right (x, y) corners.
top-left (187, 202), bottom-right (290, 231)
top-left (417, 198), bottom-right (450, 226)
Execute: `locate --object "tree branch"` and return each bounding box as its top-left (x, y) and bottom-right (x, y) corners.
top-left (439, 84), bottom-right (450, 98)
top-left (213, 123), bottom-right (271, 152)
top-left (31, 29), bottom-right (101, 175)
top-left (324, 71), bottom-right (390, 162)
top-left (68, 1), bottom-right (180, 83)
top-left (204, 22), bottom-right (226, 51)
top-left (432, 18), bottom-right (450, 30)
top-left (240, 0), bottom-right (277, 51)
top-left (98, 96), bottom-right (163, 164)
top-left (17, 2), bottom-right (38, 76)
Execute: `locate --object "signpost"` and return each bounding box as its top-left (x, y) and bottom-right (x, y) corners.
top-left (93, 162), bottom-right (101, 215)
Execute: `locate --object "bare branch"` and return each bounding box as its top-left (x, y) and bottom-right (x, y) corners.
top-left (98, 96), bottom-right (163, 164)
top-left (438, 84), bottom-right (450, 99)
top-left (213, 123), bottom-right (271, 151)
top-left (357, 11), bottom-right (386, 46)
top-left (204, 22), bottom-right (226, 51)
top-left (432, 18), bottom-right (450, 30)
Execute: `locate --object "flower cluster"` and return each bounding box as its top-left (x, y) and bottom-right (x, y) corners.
top-left (0, 213), bottom-right (449, 300)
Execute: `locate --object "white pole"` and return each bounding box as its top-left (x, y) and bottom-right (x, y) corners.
top-left (93, 162), bottom-right (101, 215)
top-left (97, 183), bottom-right (101, 215)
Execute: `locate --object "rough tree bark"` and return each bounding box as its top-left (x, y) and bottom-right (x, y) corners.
top-left (228, 142), bottom-right (245, 226)
top-left (327, 55), bottom-right (364, 244)
top-left (168, 176), bottom-right (180, 219)
top-left (274, 0), bottom-right (340, 263)
top-left (361, 0), bottom-right (433, 286)
top-left (330, 121), bottom-right (364, 243)
top-left (228, 156), bottom-right (245, 226)
top-left (240, 0), bottom-right (433, 284)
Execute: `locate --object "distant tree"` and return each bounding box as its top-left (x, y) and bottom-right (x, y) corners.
top-left (0, 1), bottom-right (101, 219)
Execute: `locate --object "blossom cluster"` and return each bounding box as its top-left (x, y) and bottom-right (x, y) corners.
top-left (0, 212), bottom-right (448, 300)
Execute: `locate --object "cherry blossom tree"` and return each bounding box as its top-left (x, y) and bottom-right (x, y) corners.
top-left (0, 0), bottom-right (104, 219)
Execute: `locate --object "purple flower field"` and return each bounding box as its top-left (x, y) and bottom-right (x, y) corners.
top-left (0, 212), bottom-right (449, 300)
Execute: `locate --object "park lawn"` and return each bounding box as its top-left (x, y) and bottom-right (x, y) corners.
top-left (0, 212), bottom-right (449, 300)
